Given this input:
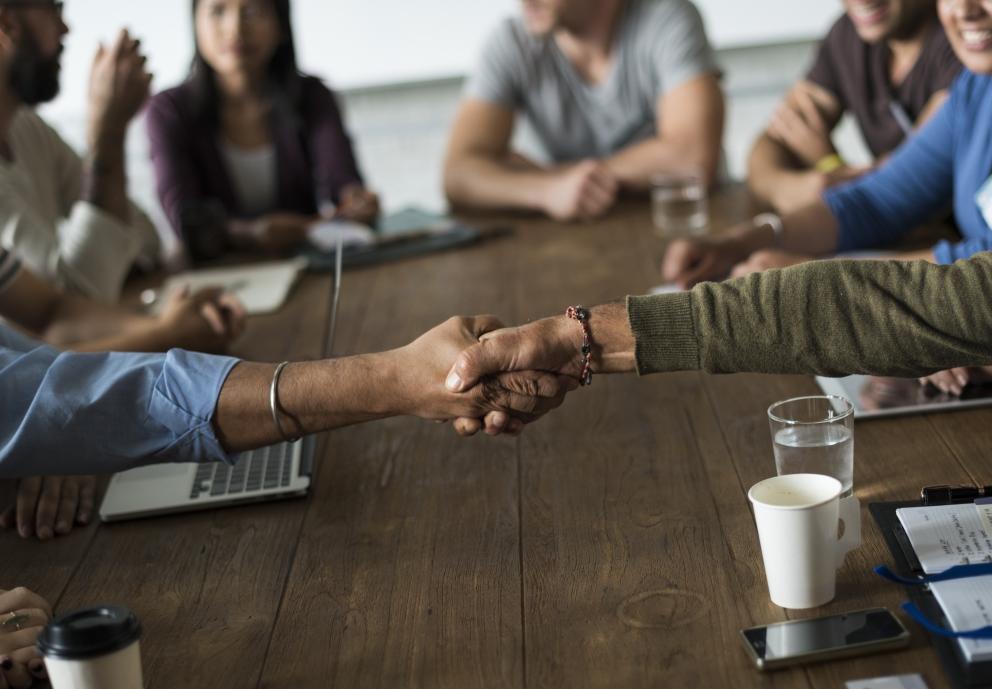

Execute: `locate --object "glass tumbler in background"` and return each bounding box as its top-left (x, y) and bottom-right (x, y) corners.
top-left (651, 171), bottom-right (708, 238)
top-left (767, 395), bottom-right (855, 497)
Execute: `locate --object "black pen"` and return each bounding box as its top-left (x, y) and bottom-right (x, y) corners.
top-left (921, 484), bottom-right (992, 505)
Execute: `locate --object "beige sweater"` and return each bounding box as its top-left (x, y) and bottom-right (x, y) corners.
top-left (0, 108), bottom-right (159, 302)
top-left (628, 254), bottom-right (992, 376)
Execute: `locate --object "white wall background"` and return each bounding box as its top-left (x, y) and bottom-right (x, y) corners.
top-left (35, 1), bottom-right (861, 238)
top-left (42, 0), bottom-right (841, 119)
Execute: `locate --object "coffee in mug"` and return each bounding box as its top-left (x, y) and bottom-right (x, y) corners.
top-left (37, 605), bottom-right (143, 689)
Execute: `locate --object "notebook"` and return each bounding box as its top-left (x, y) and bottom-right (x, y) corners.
top-left (156, 257), bottom-right (307, 316)
top-left (929, 576), bottom-right (992, 662)
top-left (897, 504), bottom-right (992, 663)
top-left (897, 504), bottom-right (992, 574)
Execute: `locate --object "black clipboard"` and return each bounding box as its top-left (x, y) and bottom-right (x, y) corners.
top-left (302, 223), bottom-right (508, 271)
top-left (871, 501), bottom-right (992, 687)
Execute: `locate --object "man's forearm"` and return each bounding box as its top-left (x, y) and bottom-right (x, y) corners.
top-left (605, 137), bottom-right (719, 190)
top-left (43, 295), bottom-right (153, 349)
top-left (82, 132), bottom-right (131, 223)
top-left (629, 255), bottom-right (992, 377)
top-left (214, 355), bottom-right (404, 452)
top-left (444, 154), bottom-right (553, 211)
top-left (746, 134), bottom-right (803, 206)
top-left (719, 198), bottom-right (841, 260)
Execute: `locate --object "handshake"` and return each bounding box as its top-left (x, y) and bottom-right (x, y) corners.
top-left (386, 304), bottom-right (634, 437)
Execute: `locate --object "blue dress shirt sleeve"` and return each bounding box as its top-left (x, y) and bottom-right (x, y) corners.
top-left (823, 91), bottom-right (956, 252)
top-left (933, 235), bottom-right (992, 263)
top-left (0, 325), bottom-right (240, 478)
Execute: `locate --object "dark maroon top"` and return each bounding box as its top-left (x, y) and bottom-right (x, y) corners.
top-left (146, 75), bottom-right (364, 260)
top-left (807, 15), bottom-right (962, 158)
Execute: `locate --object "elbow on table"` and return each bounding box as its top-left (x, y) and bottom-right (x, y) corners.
top-left (442, 154), bottom-right (476, 207)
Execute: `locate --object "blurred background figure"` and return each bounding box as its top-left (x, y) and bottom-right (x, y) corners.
top-left (147, 0), bottom-right (378, 262)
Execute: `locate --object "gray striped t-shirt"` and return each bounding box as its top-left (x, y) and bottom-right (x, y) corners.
top-left (465, 0), bottom-right (720, 162)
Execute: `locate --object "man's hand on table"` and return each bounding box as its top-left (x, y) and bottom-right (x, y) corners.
top-left (155, 287), bottom-right (246, 353)
top-left (0, 476), bottom-right (96, 541)
top-left (661, 235), bottom-right (748, 288)
top-left (729, 249), bottom-right (813, 277)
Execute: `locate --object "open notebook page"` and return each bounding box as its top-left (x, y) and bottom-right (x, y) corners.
top-left (929, 575), bottom-right (992, 662)
top-left (896, 504), bottom-right (992, 574)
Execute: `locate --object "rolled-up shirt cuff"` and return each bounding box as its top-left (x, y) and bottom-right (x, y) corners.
top-left (150, 349), bottom-right (241, 465)
top-left (932, 240), bottom-right (955, 265)
top-left (60, 202), bottom-right (143, 301)
top-left (627, 292), bottom-right (699, 374)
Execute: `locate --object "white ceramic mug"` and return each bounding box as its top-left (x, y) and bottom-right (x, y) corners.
top-left (748, 473), bottom-right (861, 609)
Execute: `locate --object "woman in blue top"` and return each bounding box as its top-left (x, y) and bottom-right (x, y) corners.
top-left (661, 0), bottom-right (992, 393)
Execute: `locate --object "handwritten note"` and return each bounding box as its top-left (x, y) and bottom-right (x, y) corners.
top-left (896, 504), bottom-right (992, 574)
top-left (929, 575), bottom-right (992, 662)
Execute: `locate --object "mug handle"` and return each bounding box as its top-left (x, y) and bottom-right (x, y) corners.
top-left (835, 494), bottom-right (862, 568)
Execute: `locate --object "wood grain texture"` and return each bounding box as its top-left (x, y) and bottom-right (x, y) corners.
top-left (0, 189), bottom-right (977, 689)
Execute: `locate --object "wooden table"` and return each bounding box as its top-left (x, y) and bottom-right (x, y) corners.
top-left (3, 187), bottom-right (984, 688)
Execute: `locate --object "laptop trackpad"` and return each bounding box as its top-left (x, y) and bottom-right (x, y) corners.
top-left (115, 464), bottom-right (192, 482)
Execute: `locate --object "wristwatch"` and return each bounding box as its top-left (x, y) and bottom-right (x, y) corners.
top-left (753, 212), bottom-right (784, 248)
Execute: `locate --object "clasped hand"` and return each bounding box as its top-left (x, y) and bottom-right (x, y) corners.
top-left (400, 315), bottom-right (581, 437)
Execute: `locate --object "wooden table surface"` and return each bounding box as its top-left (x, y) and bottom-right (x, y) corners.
top-left (3, 187), bottom-right (985, 688)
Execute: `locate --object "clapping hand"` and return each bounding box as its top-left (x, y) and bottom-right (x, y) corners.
top-left (87, 29), bottom-right (153, 147)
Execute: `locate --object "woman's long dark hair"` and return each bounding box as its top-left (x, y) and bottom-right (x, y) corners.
top-left (187, 0), bottom-right (304, 127)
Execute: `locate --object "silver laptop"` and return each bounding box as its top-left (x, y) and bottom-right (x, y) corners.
top-left (816, 375), bottom-right (992, 420)
top-left (99, 437), bottom-right (315, 521)
top-left (100, 229), bottom-right (346, 522)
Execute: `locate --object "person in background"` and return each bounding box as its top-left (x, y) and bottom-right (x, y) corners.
top-left (443, 0), bottom-right (724, 221)
top-left (662, 0), bottom-right (992, 394)
top-left (0, 245), bottom-right (246, 542)
top-left (0, 1), bottom-right (160, 302)
top-left (748, 0), bottom-right (961, 214)
top-left (146, 0), bottom-right (378, 262)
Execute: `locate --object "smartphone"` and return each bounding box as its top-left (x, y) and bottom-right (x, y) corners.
top-left (740, 607), bottom-right (910, 670)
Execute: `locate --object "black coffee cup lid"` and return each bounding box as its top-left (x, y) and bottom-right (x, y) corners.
top-left (38, 606), bottom-right (141, 660)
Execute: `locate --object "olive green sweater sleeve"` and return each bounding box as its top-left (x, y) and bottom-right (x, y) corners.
top-left (627, 254), bottom-right (992, 376)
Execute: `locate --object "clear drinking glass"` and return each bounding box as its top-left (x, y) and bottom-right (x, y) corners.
top-left (651, 171), bottom-right (708, 238)
top-left (767, 395), bottom-right (855, 497)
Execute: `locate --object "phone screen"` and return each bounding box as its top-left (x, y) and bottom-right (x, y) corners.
top-left (742, 609), bottom-right (907, 663)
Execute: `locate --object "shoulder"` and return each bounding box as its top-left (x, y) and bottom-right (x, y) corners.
top-left (816, 13), bottom-right (861, 56)
top-left (627, 0), bottom-right (712, 51)
top-left (298, 74), bottom-right (338, 103)
top-left (481, 16), bottom-right (544, 64)
top-left (10, 108), bottom-right (70, 154)
top-left (297, 74), bottom-right (345, 118)
top-left (634, 0), bottom-right (705, 25)
top-left (146, 83), bottom-right (197, 127)
top-left (947, 69), bottom-right (991, 107)
top-left (625, 0), bottom-right (704, 35)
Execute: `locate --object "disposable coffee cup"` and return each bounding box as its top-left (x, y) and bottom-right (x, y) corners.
top-left (38, 606), bottom-right (143, 689)
top-left (748, 473), bottom-right (860, 609)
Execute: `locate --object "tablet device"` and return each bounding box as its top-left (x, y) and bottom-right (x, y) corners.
top-left (816, 375), bottom-right (992, 419)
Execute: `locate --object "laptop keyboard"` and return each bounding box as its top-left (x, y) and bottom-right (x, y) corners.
top-left (190, 443), bottom-right (295, 499)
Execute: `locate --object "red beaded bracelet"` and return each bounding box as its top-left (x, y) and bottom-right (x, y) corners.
top-left (565, 305), bottom-right (593, 386)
